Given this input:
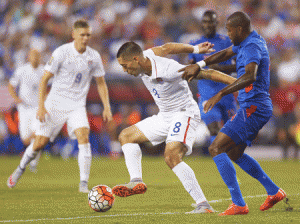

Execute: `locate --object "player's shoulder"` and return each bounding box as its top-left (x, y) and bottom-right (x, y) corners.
top-left (86, 46), bottom-right (101, 59)
top-left (52, 42), bottom-right (72, 57)
top-left (143, 49), bottom-right (155, 57)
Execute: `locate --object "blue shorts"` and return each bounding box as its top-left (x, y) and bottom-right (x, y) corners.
top-left (199, 94), bottom-right (236, 126)
top-left (220, 106), bottom-right (272, 146)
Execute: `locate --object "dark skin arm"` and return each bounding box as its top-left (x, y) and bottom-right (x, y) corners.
top-left (182, 46), bottom-right (236, 80)
top-left (189, 57), bottom-right (236, 75)
top-left (204, 62), bottom-right (258, 113)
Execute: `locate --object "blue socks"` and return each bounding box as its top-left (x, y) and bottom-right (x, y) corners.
top-left (213, 153), bottom-right (246, 207)
top-left (235, 154), bottom-right (279, 195)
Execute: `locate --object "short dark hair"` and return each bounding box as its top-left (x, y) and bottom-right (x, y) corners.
top-left (117, 42), bottom-right (143, 59)
top-left (73, 19), bottom-right (89, 29)
top-left (227, 11), bottom-right (251, 31)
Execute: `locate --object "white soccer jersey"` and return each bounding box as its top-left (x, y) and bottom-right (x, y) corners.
top-left (9, 63), bottom-right (44, 108)
top-left (140, 49), bottom-right (199, 117)
top-left (44, 42), bottom-right (105, 111)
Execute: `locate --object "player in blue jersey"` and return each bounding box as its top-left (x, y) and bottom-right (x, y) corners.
top-left (188, 10), bottom-right (237, 147)
top-left (181, 11), bottom-right (287, 216)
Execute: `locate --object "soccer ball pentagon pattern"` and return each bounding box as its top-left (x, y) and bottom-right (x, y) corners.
top-left (88, 185), bottom-right (115, 212)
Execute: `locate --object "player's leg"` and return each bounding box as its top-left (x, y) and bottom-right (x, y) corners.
top-left (74, 127), bottom-right (91, 193)
top-left (106, 119), bottom-right (121, 160)
top-left (208, 132), bottom-right (249, 215)
top-left (228, 142), bottom-right (285, 211)
top-left (164, 141), bottom-right (215, 214)
top-left (7, 135), bottom-right (49, 188)
top-left (113, 114), bottom-right (168, 197)
top-left (112, 124), bottom-right (149, 197)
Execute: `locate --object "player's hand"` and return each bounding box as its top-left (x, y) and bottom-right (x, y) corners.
top-left (179, 64), bottom-right (201, 82)
top-left (197, 42), bottom-right (215, 54)
top-left (204, 92), bottom-right (223, 113)
top-left (37, 106), bottom-right (49, 122)
top-left (14, 98), bottom-right (23, 105)
top-left (102, 108), bottom-right (113, 122)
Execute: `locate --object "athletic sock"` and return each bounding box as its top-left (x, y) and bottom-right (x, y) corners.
top-left (19, 142), bottom-right (38, 169)
top-left (213, 153), bottom-right (246, 207)
top-left (122, 143), bottom-right (142, 181)
top-left (172, 162), bottom-right (207, 204)
top-left (30, 150), bottom-right (42, 167)
top-left (78, 143), bottom-right (92, 182)
top-left (235, 153), bottom-right (279, 195)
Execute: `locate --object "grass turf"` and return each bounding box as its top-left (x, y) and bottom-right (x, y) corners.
top-left (0, 154), bottom-right (299, 223)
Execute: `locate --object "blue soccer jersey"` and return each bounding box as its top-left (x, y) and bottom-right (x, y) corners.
top-left (189, 34), bottom-right (233, 99)
top-left (221, 31), bottom-right (273, 146)
top-left (232, 30), bottom-right (272, 110)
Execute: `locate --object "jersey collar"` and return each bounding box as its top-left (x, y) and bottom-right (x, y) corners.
top-left (71, 41), bottom-right (88, 57)
top-left (238, 30), bottom-right (258, 48)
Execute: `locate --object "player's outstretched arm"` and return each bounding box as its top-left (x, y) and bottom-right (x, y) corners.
top-left (151, 42), bottom-right (215, 57)
top-left (183, 69), bottom-right (237, 84)
top-left (179, 46), bottom-right (236, 80)
top-left (203, 62), bottom-right (258, 113)
top-left (95, 77), bottom-right (113, 122)
top-left (37, 71), bottom-right (53, 122)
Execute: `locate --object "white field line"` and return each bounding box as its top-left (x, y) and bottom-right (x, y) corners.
top-left (0, 193), bottom-right (298, 223)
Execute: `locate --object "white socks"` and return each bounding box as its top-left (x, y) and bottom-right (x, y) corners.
top-left (172, 162), bottom-right (207, 204)
top-left (122, 143), bottom-right (142, 181)
top-left (19, 142), bottom-right (38, 169)
top-left (30, 150), bottom-right (42, 167)
top-left (78, 143), bottom-right (92, 182)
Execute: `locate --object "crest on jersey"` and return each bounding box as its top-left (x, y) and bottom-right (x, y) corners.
top-left (88, 60), bottom-right (93, 67)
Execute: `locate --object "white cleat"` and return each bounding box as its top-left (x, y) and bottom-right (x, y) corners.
top-left (7, 166), bottom-right (25, 189)
top-left (79, 181), bottom-right (89, 193)
top-left (186, 204), bottom-right (215, 214)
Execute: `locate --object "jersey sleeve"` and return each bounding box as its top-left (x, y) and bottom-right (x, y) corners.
top-left (9, 67), bottom-right (21, 87)
top-left (243, 43), bottom-right (261, 66)
top-left (91, 52), bottom-right (105, 77)
top-left (44, 48), bottom-right (64, 74)
top-left (162, 61), bottom-right (186, 80)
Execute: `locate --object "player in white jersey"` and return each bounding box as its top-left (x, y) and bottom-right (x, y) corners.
top-left (111, 41), bottom-right (219, 214)
top-left (8, 49), bottom-right (44, 172)
top-left (7, 20), bottom-right (113, 193)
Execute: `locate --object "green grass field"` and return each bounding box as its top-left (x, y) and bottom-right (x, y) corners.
top-left (0, 155), bottom-right (299, 223)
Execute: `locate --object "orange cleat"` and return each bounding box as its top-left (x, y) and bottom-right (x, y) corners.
top-left (260, 188), bottom-right (286, 211)
top-left (219, 203), bottom-right (249, 216)
top-left (112, 182), bottom-right (147, 197)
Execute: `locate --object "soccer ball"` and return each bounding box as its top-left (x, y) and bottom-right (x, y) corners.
top-left (88, 185), bottom-right (115, 212)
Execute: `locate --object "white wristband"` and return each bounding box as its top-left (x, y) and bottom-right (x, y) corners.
top-left (192, 45), bottom-right (200, 54)
top-left (196, 60), bottom-right (206, 68)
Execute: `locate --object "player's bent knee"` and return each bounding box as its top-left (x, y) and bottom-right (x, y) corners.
top-left (33, 136), bottom-right (49, 151)
top-left (118, 128), bottom-right (136, 145)
top-left (164, 145), bottom-right (185, 169)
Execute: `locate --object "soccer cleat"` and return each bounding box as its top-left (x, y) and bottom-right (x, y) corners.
top-left (112, 181), bottom-right (147, 197)
top-left (79, 181), bottom-right (89, 193)
top-left (260, 188), bottom-right (286, 211)
top-left (186, 203), bottom-right (215, 214)
top-left (7, 166), bottom-right (25, 188)
top-left (218, 203), bottom-right (249, 216)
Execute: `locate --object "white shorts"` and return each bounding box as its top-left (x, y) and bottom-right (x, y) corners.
top-left (18, 107), bottom-right (39, 141)
top-left (135, 111), bottom-right (201, 155)
top-left (35, 106), bottom-right (89, 142)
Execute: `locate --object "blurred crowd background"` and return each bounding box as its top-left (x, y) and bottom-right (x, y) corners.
top-left (0, 0), bottom-right (300, 159)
